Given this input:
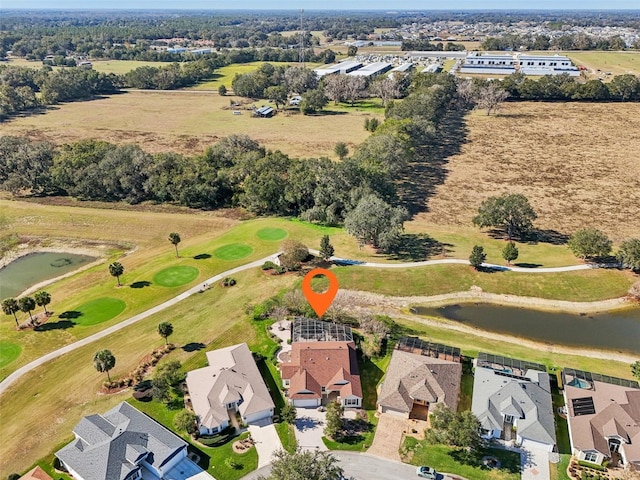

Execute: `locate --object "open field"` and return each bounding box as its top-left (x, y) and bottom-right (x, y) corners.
top-left (2, 58), bottom-right (174, 74)
top-left (188, 61), bottom-right (323, 91)
top-left (0, 90), bottom-right (380, 158)
top-left (565, 51), bottom-right (640, 76)
top-left (411, 101), bottom-right (640, 242)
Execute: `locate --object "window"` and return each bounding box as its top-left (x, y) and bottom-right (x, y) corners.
top-left (321, 386), bottom-right (326, 393)
top-left (504, 414), bottom-right (514, 423)
top-left (584, 452), bottom-right (598, 463)
top-left (343, 398), bottom-right (359, 406)
top-left (284, 379), bottom-right (290, 387)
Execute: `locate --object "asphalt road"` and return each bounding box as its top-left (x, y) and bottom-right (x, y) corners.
top-left (240, 451), bottom-right (451, 480)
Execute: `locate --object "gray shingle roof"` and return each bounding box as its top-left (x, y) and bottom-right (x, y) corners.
top-left (186, 343), bottom-right (274, 430)
top-left (56, 402), bottom-right (187, 480)
top-left (377, 349), bottom-right (462, 413)
top-left (472, 366), bottom-right (556, 447)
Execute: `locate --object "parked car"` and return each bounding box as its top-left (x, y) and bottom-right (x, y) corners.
top-left (416, 466), bottom-right (437, 479)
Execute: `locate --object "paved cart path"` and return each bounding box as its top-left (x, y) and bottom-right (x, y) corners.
top-left (0, 251), bottom-right (617, 396)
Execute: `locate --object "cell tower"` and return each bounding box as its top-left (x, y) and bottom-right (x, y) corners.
top-left (299, 8), bottom-right (305, 67)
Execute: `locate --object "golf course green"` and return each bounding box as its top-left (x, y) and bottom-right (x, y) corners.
top-left (0, 341), bottom-right (21, 369)
top-left (256, 228), bottom-right (288, 241)
top-left (65, 297), bottom-right (127, 326)
top-left (213, 243), bottom-right (254, 260)
top-left (153, 266), bottom-right (200, 287)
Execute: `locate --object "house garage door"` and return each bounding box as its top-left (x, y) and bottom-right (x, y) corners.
top-left (293, 398), bottom-right (320, 408)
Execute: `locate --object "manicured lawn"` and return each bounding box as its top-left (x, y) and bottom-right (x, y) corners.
top-left (550, 373), bottom-right (572, 455)
top-left (459, 358), bottom-right (474, 412)
top-left (275, 421), bottom-right (297, 453)
top-left (550, 454), bottom-right (571, 480)
top-left (133, 399), bottom-right (258, 480)
top-left (0, 341), bottom-right (21, 369)
top-left (153, 266), bottom-right (200, 287)
top-left (256, 227), bottom-right (288, 241)
top-left (213, 243), bottom-right (254, 261)
top-left (402, 438), bottom-right (521, 480)
top-left (322, 410), bottom-right (378, 452)
top-left (64, 297), bottom-right (127, 326)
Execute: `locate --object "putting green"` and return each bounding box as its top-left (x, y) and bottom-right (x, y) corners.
top-left (0, 341), bottom-right (21, 369)
top-left (73, 298), bottom-right (127, 326)
top-left (213, 243), bottom-right (254, 261)
top-left (153, 266), bottom-right (199, 287)
top-left (256, 228), bottom-right (288, 241)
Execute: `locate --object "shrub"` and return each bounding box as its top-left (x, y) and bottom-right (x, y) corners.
top-left (262, 261), bottom-right (278, 270)
top-left (132, 388), bottom-right (153, 401)
top-left (578, 460), bottom-right (606, 471)
top-left (225, 457), bottom-right (241, 469)
top-left (222, 277), bottom-right (237, 287)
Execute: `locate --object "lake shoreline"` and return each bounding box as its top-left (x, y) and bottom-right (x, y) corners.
top-left (0, 238), bottom-right (132, 297)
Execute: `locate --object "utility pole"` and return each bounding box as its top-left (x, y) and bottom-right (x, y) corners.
top-left (299, 8), bottom-right (305, 67)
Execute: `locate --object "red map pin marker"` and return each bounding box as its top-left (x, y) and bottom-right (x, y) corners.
top-left (301, 268), bottom-right (339, 318)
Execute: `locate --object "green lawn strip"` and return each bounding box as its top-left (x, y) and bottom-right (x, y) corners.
top-left (402, 438), bottom-right (521, 480)
top-left (133, 398), bottom-right (258, 480)
top-left (392, 316), bottom-right (631, 379)
top-left (458, 358), bottom-right (475, 413)
top-left (65, 297), bottom-right (127, 326)
top-left (550, 454), bottom-right (571, 480)
top-left (332, 264), bottom-right (633, 301)
top-left (213, 243), bottom-right (254, 261)
top-left (153, 266), bottom-right (200, 287)
top-left (0, 341), bottom-right (21, 368)
top-left (550, 372), bottom-right (572, 455)
top-left (274, 422), bottom-right (297, 453)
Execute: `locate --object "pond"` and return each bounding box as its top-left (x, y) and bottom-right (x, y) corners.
top-left (0, 252), bottom-right (97, 299)
top-left (412, 303), bottom-right (640, 355)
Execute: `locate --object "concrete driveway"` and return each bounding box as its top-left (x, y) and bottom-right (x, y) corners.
top-left (247, 418), bottom-right (283, 468)
top-left (294, 407), bottom-right (328, 452)
top-left (367, 413), bottom-right (407, 461)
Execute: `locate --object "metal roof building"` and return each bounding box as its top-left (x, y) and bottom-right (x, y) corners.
top-left (254, 105), bottom-right (274, 118)
top-left (389, 63), bottom-right (414, 73)
top-left (518, 54), bottom-right (580, 76)
top-left (460, 53), bottom-right (516, 74)
top-left (347, 61), bottom-right (392, 77)
top-left (422, 64), bottom-right (443, 73)
top-left (313, 60), bottom-right (363, 77)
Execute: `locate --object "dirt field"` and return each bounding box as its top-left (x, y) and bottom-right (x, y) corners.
top-left (0, 91), bottom-right (380, 158)
top-left (411, 101), bottom-right (640, 241)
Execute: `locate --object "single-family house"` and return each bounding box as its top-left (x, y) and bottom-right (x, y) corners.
top-left (563, 368), bottom-right (640, 468)
top-left (186, 343), bottom-right (275, 436)
top-left (377, 337), bottom-right (462, 420)
top-left (472, 353), bottom-right (557, 452)
top-left (280, 318), bottom-right (363, 408)
top-left (19, 466), bottom-right (53, 480)
top-left (55, 401), bottom-right (215, 480)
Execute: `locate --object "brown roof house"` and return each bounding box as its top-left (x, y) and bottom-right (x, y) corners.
top-left (186, 343), bottom-right (275, 435)
top-left (19, 467), bottom-right (53, 480)
top-left (280, 319), bottom-right (363, 408)
top-left (377, 339), bottom-right (462, 420)
top-left (563, 369), bottom-right (640, 468)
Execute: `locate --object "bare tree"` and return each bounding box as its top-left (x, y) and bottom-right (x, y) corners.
top-left (370, 76), bottom-right (401, 106)
top-left (343, 75), bottom-right (367, 106)
top-left (474, 82), bottom-right (509, 115)
top-left (323, 74), bottom-right (348, 104)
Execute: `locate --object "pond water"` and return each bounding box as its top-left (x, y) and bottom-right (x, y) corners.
top-left (412, 303), bottom-right (640, 355)
top-left (0, 252), bottom-right (96, 299)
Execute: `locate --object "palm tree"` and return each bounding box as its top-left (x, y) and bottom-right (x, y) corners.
top-left (157, 322), bottom-right (174, 345)
top-left (34, 291), bottom-right (52, 315)
top-left (169, 232), bottom-right (181, 258)
top-left (18, 296), bottom-right (36, 324)
top-left (109, 262), bottom-right (124, 286)
top-left (2, 298), bottom-right (20, 327)
top-left (94, 349), bottom-right (116, 383)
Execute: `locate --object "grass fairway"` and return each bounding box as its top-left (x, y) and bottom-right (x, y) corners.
top-left (153, 266), bottom-right (200, 287)
top-left (0, 341), bottom-right (21, 369)
top-left (412, 101), bottom-right (640, 241)
top-left (65, 297), bottom-right (127, 326)
top-left (0, 267), bottom-right (298, 478)
top-left (0, 91), bottom-right (379, 158)
top-left (256, 227), bottom-right (288, 241)
top-left (213, 243), bottom-right (254, 261)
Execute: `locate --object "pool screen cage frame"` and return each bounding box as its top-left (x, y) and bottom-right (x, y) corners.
top-left (396, 336), bottom-right (461, 362)
top-left (291, 318), bottom-right (354, 343)
top-left (477, 352), bottom-right (546, 373)
top-left (562, 368), bottom-right (640, 389)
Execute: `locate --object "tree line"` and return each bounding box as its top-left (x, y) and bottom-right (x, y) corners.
top-left (0, 72), bottom-right (460, 252)
top-left (481, 33), bottom-right (638, 52)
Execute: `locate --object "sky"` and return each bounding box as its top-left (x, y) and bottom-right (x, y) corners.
top-left (2, 0), bottom-right (639, 10)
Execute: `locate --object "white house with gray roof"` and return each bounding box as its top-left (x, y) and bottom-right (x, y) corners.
top-left (186, 343), bottom-right (274, 435)
top-left (55, 402), bottom-right (215, 480)
top-left (472, 362), bottom-right (557, 452)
